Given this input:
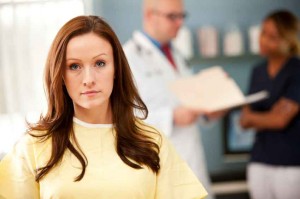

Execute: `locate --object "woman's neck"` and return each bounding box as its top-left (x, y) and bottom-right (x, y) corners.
top-left (74, 103), bottom-right (113, 124)
top-left (267, 54), bottom-right (290, 78)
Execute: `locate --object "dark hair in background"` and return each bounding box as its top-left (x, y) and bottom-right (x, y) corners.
top-left (28, 16), bottom-right (160, 182)
top-left (264, 10), bottom-right (300, 56)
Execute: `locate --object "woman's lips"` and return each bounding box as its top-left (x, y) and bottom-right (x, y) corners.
top-left (81, 90), bottom-right (100, 96)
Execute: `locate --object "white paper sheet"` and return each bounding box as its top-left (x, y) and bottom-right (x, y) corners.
top-left (169, 66), bottom-right (269, 112)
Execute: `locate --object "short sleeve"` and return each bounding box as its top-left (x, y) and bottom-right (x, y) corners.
top-left (155, 134), bottom-right (208, 199)
top-left (283, 70), bottom-right (300, 104)
top-left (0, 134), bottom-right (40, 199)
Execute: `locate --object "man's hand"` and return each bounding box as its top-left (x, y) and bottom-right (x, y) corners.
top-left (173, 106), bottom-right (199, 126)
top-left (204, 110), bottom-right (228, 121)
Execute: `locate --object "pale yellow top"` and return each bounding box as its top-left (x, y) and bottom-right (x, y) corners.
top-left (0, 119), bottom-right (207, 199)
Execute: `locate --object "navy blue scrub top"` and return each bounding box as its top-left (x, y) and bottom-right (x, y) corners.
top-left (248, 56), bottom-right (300, 166)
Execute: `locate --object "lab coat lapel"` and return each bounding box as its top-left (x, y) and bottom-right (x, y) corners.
top-left (171, 46), bottom-right (191, 76)
top-left (133, 31), bottom-right (178, 80)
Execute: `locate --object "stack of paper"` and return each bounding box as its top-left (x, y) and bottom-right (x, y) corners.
top-left (169, 66), bottom-right (268, 112)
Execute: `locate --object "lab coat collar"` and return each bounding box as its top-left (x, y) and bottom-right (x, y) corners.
top-left (142, 31), bottom-right (173, 52)
top-left (142, 31), bottom-right (162, 49)
top-left (132, 30), bottom-right (186, 78)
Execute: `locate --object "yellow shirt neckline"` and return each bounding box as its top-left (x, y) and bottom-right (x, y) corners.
top-left (73, 117), bottom-right (114, 129)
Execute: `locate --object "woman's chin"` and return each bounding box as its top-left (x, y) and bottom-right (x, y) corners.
top-left (259, 50), bottom-right (269, 57)
top-left (75, 101), bottom-right (108, 111)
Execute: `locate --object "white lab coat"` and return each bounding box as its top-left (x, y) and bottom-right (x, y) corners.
top-left (123, 31), bottom-right (214, 199)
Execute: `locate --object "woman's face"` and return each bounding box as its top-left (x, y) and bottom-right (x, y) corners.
top-left (259, 19), bottom-right (288, 57)
top-left (64, 32), bottom-right (115, 113)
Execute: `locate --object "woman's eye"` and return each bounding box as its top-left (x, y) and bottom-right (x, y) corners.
top-left (96, 61), bottom-right (105, 67)
top-left (69, 64), bottom-right (80, 70)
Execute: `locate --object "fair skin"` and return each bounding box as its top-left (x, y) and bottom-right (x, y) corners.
top-left (240, 19), bottom-right (299, 131)
top-left (144, 0), bottom-right (224, 126)
top-left (143, 0), bottom-right (185, 45)
top-left (64, 32), bottom-right (114, 124)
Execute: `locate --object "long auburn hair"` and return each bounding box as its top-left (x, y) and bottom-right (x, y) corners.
top-left (29, 15), bottom-right (160, 182)
top-left (264, 10), bottom-right (300, 56)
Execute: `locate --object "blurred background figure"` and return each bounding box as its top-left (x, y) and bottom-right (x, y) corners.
top-left (123, 0), bottom-right (215, 198)
top-left (240, 10), bottom-right (300, 199)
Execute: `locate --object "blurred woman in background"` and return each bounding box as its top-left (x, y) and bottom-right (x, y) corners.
top-left (240, 10), bottom-right (300, 199)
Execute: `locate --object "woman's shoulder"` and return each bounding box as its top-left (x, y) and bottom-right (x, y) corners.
top-left (0, 130), bottom-right (50, 167)
top-left (11, 130), bottom-right (51, 158)
top-left (25, 129), bottom-right (50, 142)
top-left (135, 119), bottom-right (163, 145)
top-left (289, 56), bottom-right (300, 63)
top-left (287, 56), bottom-right (300, 71)
top-left (135, 121), bottom-right (209, 198)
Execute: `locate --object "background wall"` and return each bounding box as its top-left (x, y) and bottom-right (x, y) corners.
top-left (93, 0), bottom-right (300, 176)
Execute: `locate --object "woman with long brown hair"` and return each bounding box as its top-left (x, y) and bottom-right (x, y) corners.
top-left (240, 10), bottom-right (300, 199)
top-left (0, 16), bottom-right (207, 198)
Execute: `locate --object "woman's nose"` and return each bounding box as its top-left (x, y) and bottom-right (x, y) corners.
top-left (83, 67), bottom-right (96, 87)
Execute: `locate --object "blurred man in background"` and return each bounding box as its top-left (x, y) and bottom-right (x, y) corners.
top-left (124, 0), bottom-right (215, 198)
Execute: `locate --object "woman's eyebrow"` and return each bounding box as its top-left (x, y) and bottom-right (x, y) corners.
top-left (66, 57), bottom-right (81, 61)
top-left (93, 53), bottom-right (108, 59)
top-left (66, 53), bottom-right (108, 61)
